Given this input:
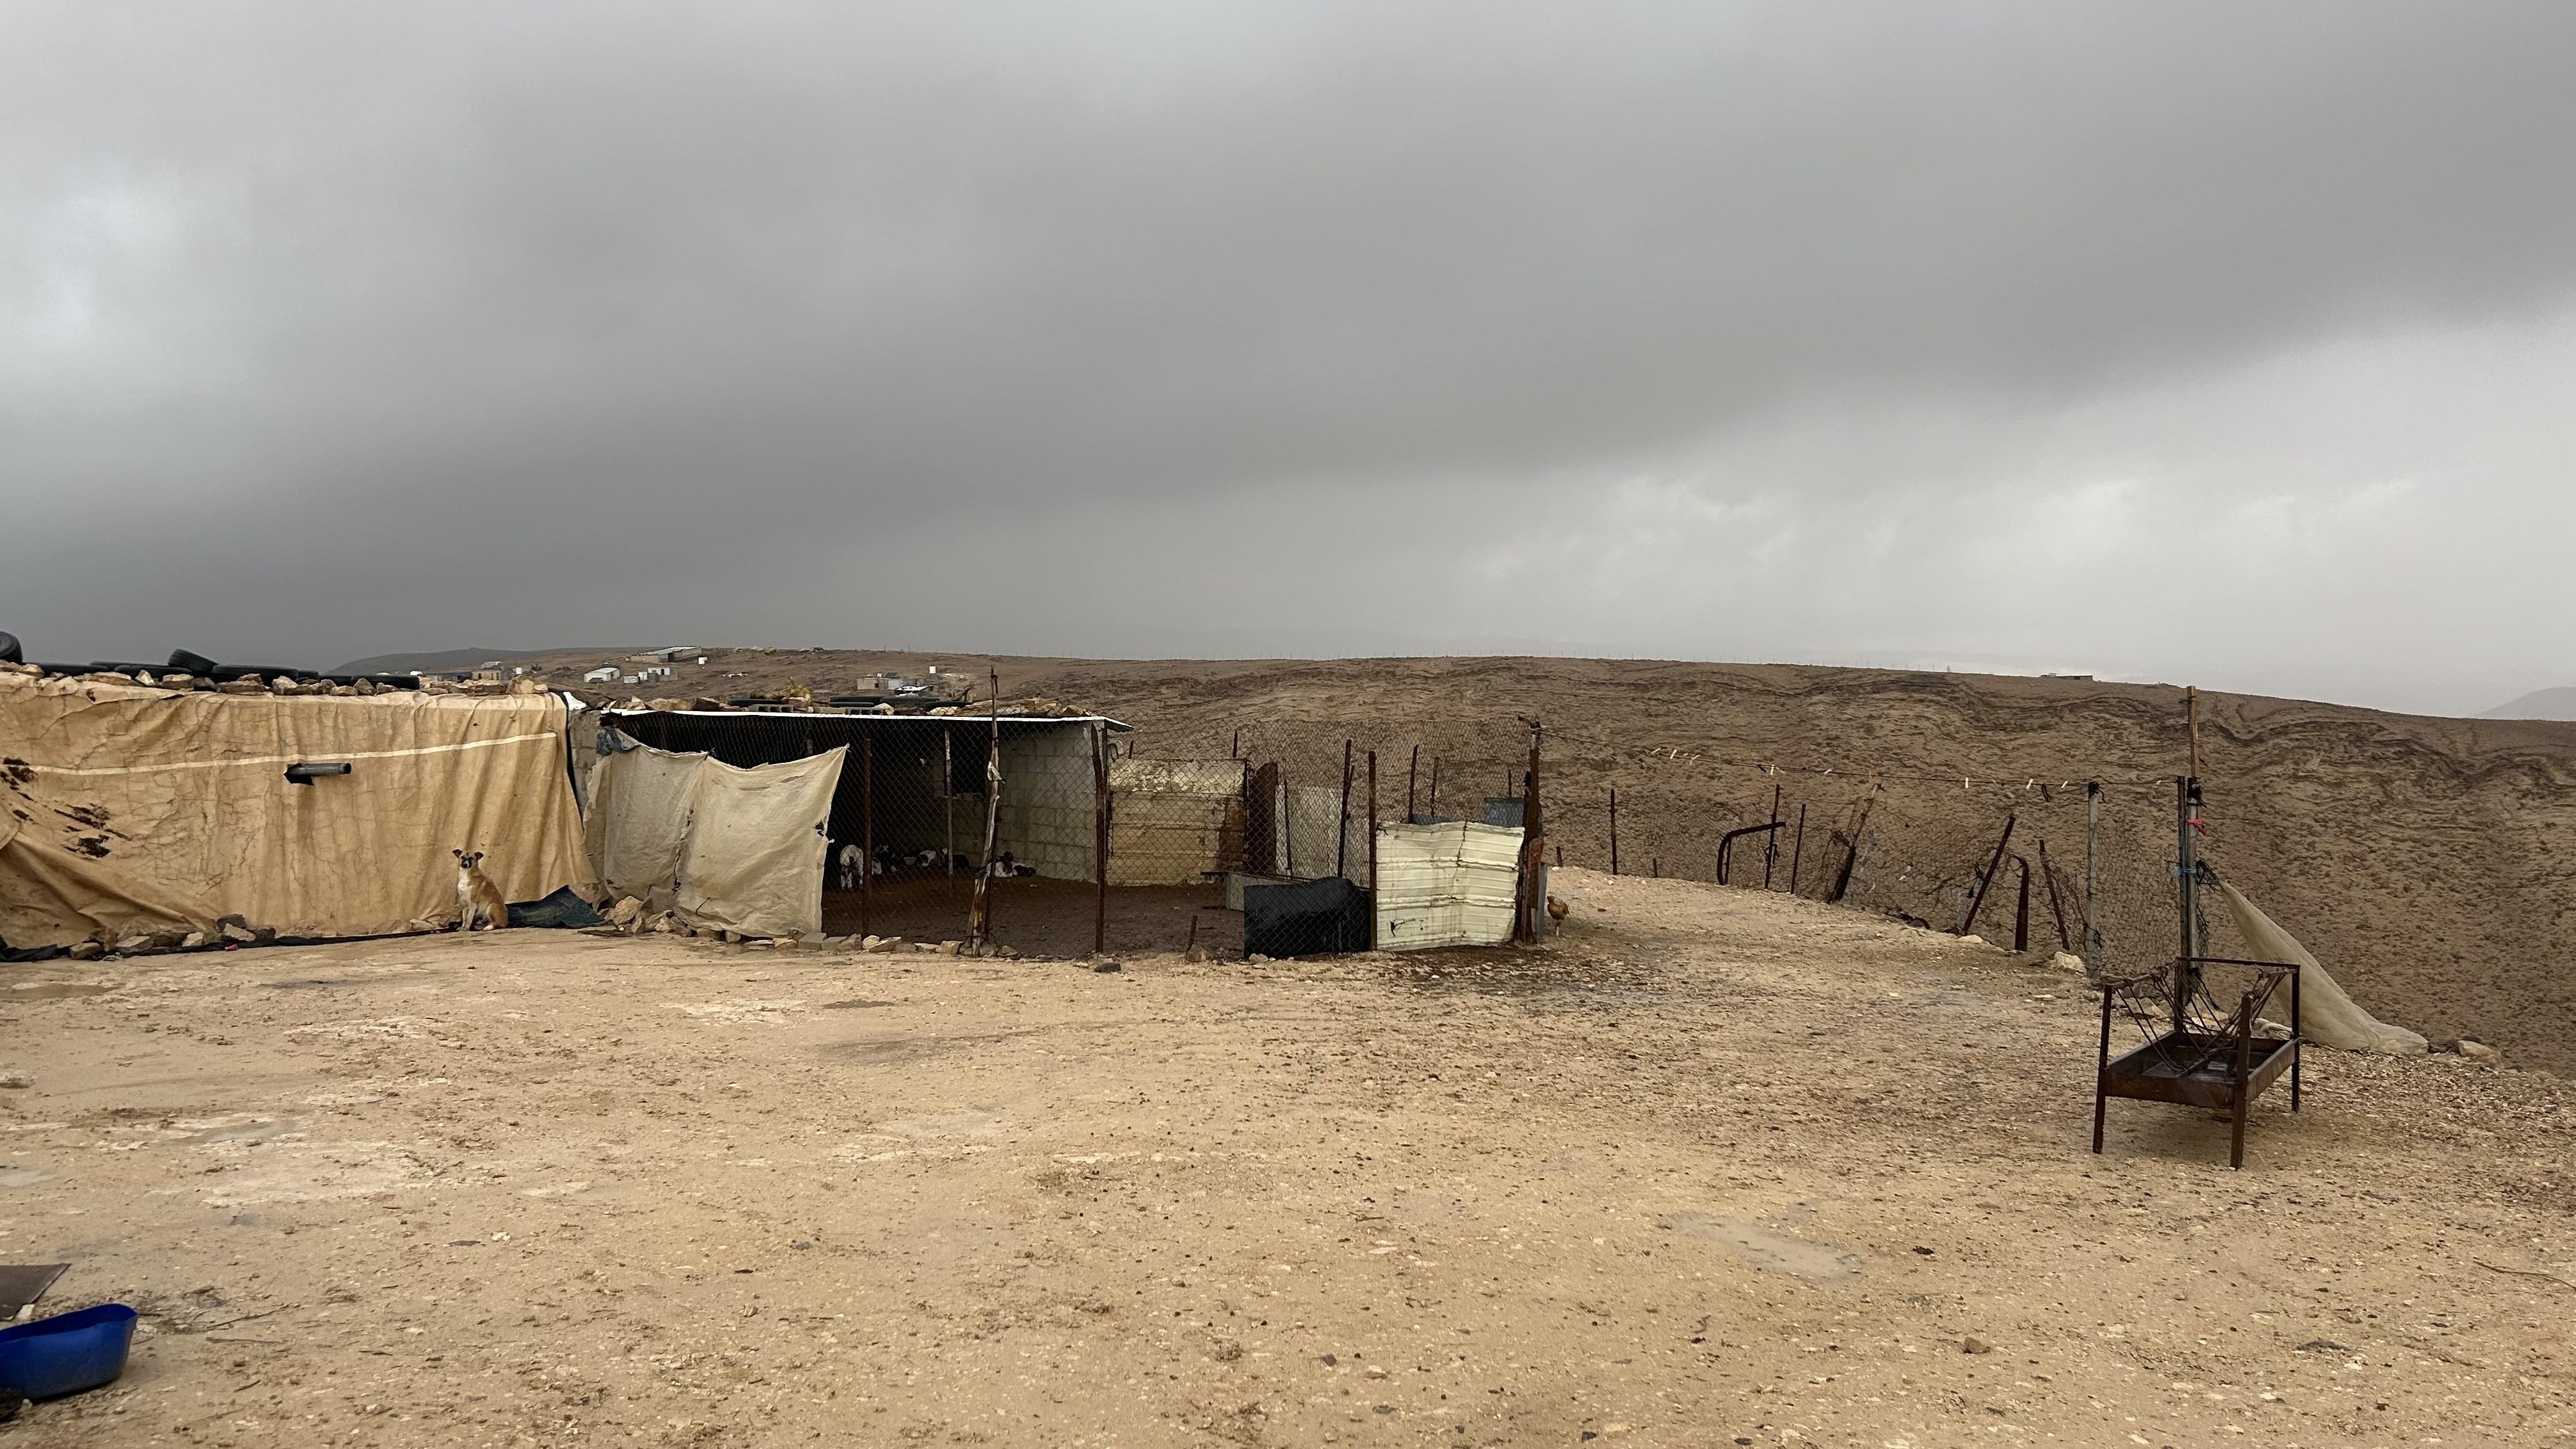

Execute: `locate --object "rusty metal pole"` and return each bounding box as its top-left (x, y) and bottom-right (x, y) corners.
top-left (1335, 740), bottom-right (1354, 879)
top-left (860, 735), bottom-right (873, 937)
top-left (1788, 803), bottom-right (1807, 894)
top-left (2180, 689), bottom-right (2206, 1028)
top-left (1763, 782), bottom-right (1781, 889)
top-left (2013, 854), bottom-right (2030, 953)
top-left (1366, 750), bottom-right (1378, 950)
top-left (2039, 839), bottom-right (2072, 952)
top-left (1609, 787), bottom-right (1620, 876)
top-left (1958, 813), bottom-right (2017, 936)
top-left (1092, 722), bottom-right (1108, 956)
top-left (2083, 781), bottom-right (2103, 973)
top-left (2187, 685), bottom-right (2202, 783)
top-left (1830, 792), bottom-right (1876, 905)
top-left (943, 731), bottom-right (955, 893)
top-left (1406, 744), bottom-right (1419, 824)
top-left (969, 668), bottom-right (1001, 948)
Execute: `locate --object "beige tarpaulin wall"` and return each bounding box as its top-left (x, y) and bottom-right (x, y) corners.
top-left (0, 671), bottom-right (588, 947)
top-left (2216, 882), bottom-right (2427, 1055)
top-left (585, 740), bottom-right (844, 939)
top-left (584, 744), bottom-right (707, 912)
top-left (1374, 820), bottom-right (1523, 951)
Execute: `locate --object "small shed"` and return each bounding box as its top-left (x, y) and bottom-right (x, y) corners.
top-left (601, 707), bottom-right (1129, 882)
top-left (1106, 758), bottom-right (1246, 885)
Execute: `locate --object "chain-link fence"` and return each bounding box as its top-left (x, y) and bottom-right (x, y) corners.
top-left (610, 703), bottom-right (2218, 971)
top-left (1114, 713), bottom-right (2222, 973)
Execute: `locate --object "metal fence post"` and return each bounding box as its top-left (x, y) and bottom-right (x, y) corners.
top-left (1959, 813), bottom-right (2016, 935)
top-left (2084, 781), bottom-right (2102, 972)
top-left (1336, 740), bottom-right (1354, 879)
top-left (969, 669), bottom-right (1001, 948)
top-left (1366, 750), bottom-right (1378, 950)
top-left (2039, 839), bottom-right (2072, 953)
top-left (1092, 722), bottom-right (1108, 956)
top-left (2012, 854), bottom-right (2030, 953)
top-left (1609, 786), bottom-right (1620, 876)
top-left (860, 734), bottom-right (873, 938)
top-left (1788, 803), bottom-right (1807, 894)
top-left (1763, 783), bottom-right (1781, 889)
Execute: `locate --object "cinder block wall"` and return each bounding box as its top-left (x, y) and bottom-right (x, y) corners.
top-left (993, 728), bottom-right (1097, 881)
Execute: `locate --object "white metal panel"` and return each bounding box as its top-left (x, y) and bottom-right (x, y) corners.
top-left (1375, 820), bottom-right (1523, 951)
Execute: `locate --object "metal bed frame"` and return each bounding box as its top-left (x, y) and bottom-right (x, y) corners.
top-left (2092, 954), bottom-right (2302, 1169)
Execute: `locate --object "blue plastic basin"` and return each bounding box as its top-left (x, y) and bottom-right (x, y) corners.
top-left (0, 1303), bottom-right (137, 1399)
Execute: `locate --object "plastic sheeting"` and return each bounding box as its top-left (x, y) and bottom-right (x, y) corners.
top-left (0, 670), bottom-right (588, 946)
top-left (1244, 876), bottom-right (1371, 958)
top-left (1374, 820), bottom-right (1524, 951)
top-left (2216, 882), bottom-right (2427, 1055)
top-left (584, 742), bottom-right (844, 939)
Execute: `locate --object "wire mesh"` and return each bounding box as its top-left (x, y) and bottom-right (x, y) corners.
top-left (606, 702), bottom-right (2225, 970)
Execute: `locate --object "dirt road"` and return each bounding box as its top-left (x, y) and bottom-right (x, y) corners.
top-left (3, 872), bottom-right (2569, 1446)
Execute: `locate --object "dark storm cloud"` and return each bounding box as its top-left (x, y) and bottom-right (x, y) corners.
top-left (7, 3), bottom-right (2576, 712)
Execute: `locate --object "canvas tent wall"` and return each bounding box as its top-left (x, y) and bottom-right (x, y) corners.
top-left (0, 670), bottom-right (588, 947)
top-left (585, 738), bottom-right (845, 939)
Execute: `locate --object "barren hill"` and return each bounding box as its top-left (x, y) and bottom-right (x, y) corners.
top-left (2483, 686), bottom-right (2576, 722)
top-left (516, 646), bottom-right (2576, 1072)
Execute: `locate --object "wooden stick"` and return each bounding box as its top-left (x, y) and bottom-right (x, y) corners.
top-left (2476, 1261), bottom-right (2576, 1291)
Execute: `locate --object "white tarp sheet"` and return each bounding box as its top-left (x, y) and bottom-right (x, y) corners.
top-left (586, 742), bottom-right (845, 939)
top-left (2216, 882), bottom-right (2427, 1055)
top-left (1374, 820), bottom-right (1522, 951)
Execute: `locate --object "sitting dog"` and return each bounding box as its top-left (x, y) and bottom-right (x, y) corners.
top-left (452, 848), bottom-right (508, 931)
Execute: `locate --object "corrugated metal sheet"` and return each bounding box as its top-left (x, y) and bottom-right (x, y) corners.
top-left (1374, 821), bottom-right (1522, 951)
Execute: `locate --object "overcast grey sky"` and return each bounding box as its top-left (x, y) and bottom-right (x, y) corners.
top-left (8, 3), bottom-right (2575, 716)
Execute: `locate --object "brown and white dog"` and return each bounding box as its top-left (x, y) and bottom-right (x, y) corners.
top-left (452, 848), bottom-right (508, 931)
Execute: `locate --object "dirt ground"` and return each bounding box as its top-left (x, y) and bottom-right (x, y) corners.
top-left (820, 879), bottom-right (1244, 962)
top-left (5, 870), bottom-right (2572, 1447)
